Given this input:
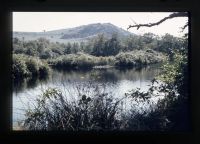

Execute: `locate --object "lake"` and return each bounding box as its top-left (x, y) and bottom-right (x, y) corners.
top-left (13, 65), bottom-right (162, 129)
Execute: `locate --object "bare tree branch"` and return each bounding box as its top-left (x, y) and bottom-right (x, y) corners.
top-left (181, 21), bottom-right (189, 32)
top-left (127, 12), bottom-right (188, 30)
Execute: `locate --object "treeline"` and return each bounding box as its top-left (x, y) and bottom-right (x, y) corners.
top-left (12, 32), bottom-right (184, 80)
top-left (13, 33), bottom-right (185, 59)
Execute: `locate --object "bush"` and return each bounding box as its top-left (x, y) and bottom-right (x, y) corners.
top-left (39, 50), bottom-right (53, 59)
top-left (12, 54), bottom-right (50, 80)
top-left (115, 50), bottom-right (165, 67)
top-left (12, 54), bottom-right (29, 79)
top-left (49, 53), bottom-right (115, 70)
top-left (25, 58), bottom-right (39, 76)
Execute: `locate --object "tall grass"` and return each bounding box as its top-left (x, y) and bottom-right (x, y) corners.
top-left (21, 82), bottom-right (126, 131)
top-left (18, 79), bottom-right (170, 131)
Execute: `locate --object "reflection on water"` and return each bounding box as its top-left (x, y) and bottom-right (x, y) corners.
top-left (13, 75), bottom-right (49, 94)
top-left (13, 65), bottom-right (161, 128)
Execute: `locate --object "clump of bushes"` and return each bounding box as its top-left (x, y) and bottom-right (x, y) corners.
top-left (48, 52), bottom-right (115, 70)
top-left (48, 53), bottom-right (95, 69)
top-left (12, 54), bottom-right (29, 79)
top-left (115, 49), bottom-right (165, 67)
top-left (12, 54), bottom-right (50, 80)
top-left (48, 50), bottom-right (164, 70)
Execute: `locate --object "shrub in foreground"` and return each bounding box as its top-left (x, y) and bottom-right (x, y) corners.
top-left (22, 83), bottom-right (123, 131)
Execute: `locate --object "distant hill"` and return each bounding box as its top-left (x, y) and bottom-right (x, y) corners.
top-left (13, 23), bottom-right (134, 43)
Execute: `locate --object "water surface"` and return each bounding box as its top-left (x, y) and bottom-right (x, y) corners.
top-left (13, 65), bottom-right (161, 129)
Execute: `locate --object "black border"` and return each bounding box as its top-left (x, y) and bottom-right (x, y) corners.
top-left (1, 0), bottom-right (200, 144)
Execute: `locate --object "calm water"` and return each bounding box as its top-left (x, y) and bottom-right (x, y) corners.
top-left (13, 65), bottom-right (162, 129)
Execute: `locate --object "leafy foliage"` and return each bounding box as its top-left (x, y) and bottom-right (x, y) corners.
top-left (115, 49), bottom-right (165, 67)
top-left (12, 54), bottom-right (50, 80)
top-left (48, 52), bottom-right (115, 69)
top-left (13, 24), bottom-right (189, 131)
top-left (123, 48), bottom-right (189, 131)
top-left (13, 32), bottom-right (184, 59)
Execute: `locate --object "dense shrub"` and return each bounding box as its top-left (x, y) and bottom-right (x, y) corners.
top-left (115, 49), bottom-right (165, 67)
top-left (48, 53), bottom-right (115, 70)
top-left (25, 58), bottom-right (39, 76)
top-left (39, 49), bottom-right (53, 59)
top-left (12, 54), bottom-right (50, 80)
top-left (12, 54), bottom-right (29, 79)
top-left (48, 50), bottom-right (164, 70)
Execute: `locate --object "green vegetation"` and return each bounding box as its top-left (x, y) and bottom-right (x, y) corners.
top-left (22, 86), bottom-right (123, 130)
top-left (48, 53), bottom-right (115, 70)
top-left (12, 32), bottom-right (184, 73)
top-left (17, 32), bottom-right (189, 131)
top-left (123, 48), bottom-right (189, 131)
top-left (115, 49), bottom-right (165, 67)
top-left (12, 54), bottom-right (50, 80)
top-left (47, 49), bottom-right (165, 69)
top-left (13, 32), bottom-right (184, 59)
top-left (13, 28), bottom-right (189, 131)
top-left (20, 48), bottom-right (188, 131)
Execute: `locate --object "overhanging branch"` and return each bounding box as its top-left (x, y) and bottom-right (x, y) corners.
top-left (127, 12), bottom-right (188, 30)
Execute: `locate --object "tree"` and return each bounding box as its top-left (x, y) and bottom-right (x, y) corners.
top-left (40, 49), bottom-right (53, 59)
top-left (71, 42), bottom-right (79, 54)
top-left (92, 34), bottom-right (106, 56)
top-left (13, 38), bottom-right (25, 54)
top-left (127, 12), bottom-right (188, 30)
top-left (37, 38), bottom-right (50, 53)
top-left (127, 12), bottom-right (188, 59)
top-left (127, 12), bottom-right (189, 131)
top-left (79, 41), bottom-right (85, 52)
top-left (64, 42), bottom-right (72, 54)
top-left (24, 41), bottom-right (38, 56)
top-left (142, 32), bottom-right (156, 44)
top-left (104, 33), bottom-right (121, 56)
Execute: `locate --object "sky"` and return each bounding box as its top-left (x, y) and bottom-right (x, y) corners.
top-left (13, 12), bottom-right (188, 37)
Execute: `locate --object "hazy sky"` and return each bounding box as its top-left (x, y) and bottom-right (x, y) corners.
top-left (13, 12), bottom-right (188, 37)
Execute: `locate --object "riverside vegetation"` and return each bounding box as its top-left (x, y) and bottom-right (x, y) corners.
top-left (12, 33), bottom-right (185, 79)
top-left (12, 32), bottom-right (189, 131)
